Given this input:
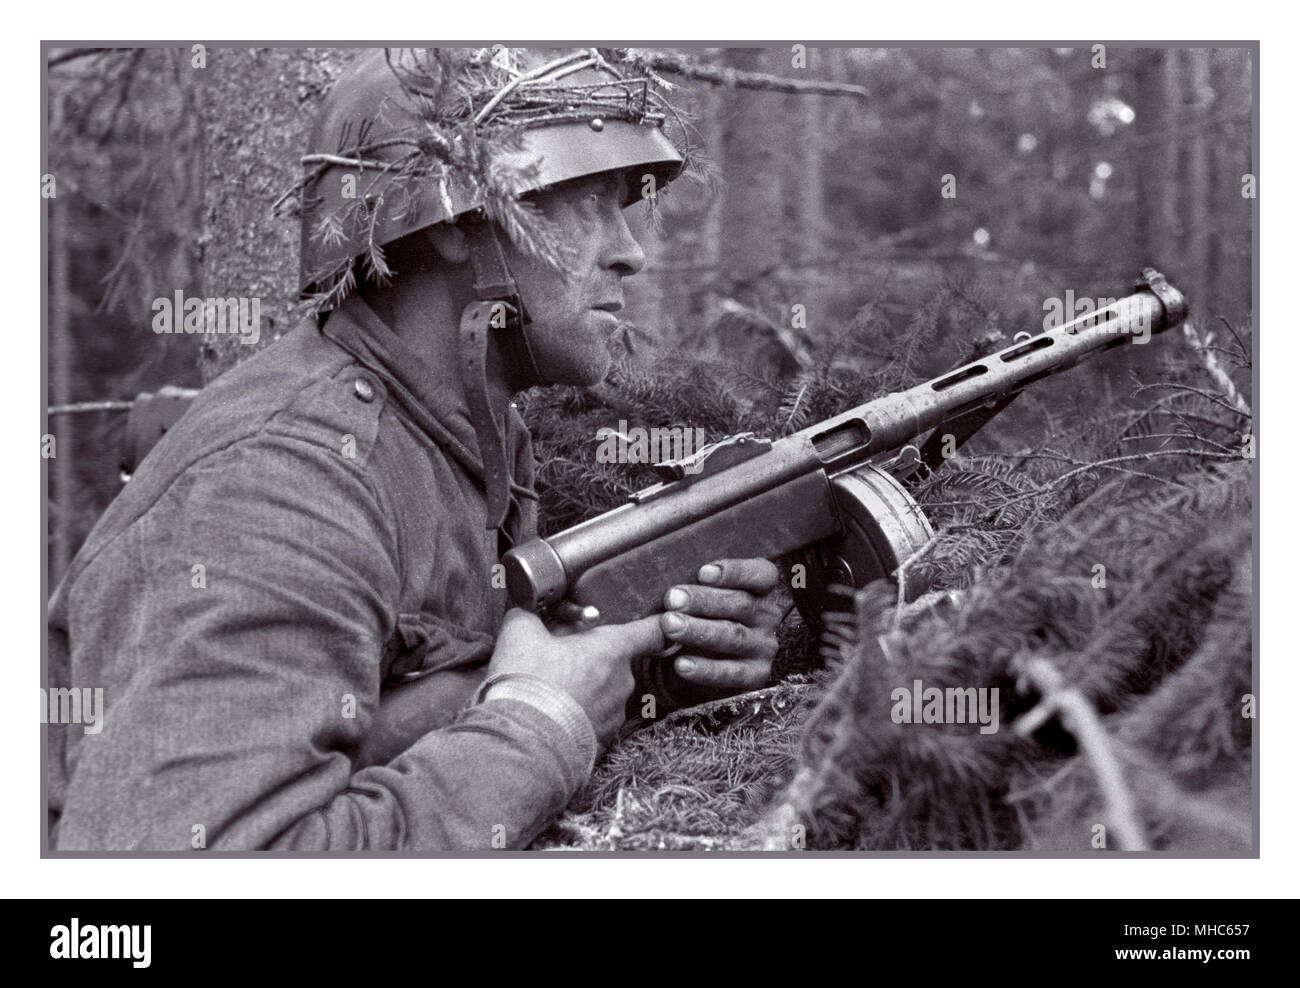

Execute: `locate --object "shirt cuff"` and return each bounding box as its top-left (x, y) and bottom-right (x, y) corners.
top-left (473, 673), bottom-right (598, 776)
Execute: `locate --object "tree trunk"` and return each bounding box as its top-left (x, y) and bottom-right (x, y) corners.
top-left (1186, 48), bottom-right (1212, 318)
top-left (50, 194), bottom-right (73, 583)
top-left (1132, 50), bottom-right (1180, 265)
top-left (718, 47), bottom-right (785, 308)
top-left (1125, 49), bottom-right (1185, 384)
top-left (787, 49), bottom-right (826, 262)
top-left (196, 46), bottom-right (352, 382)
top-left (689, 80), bottom-right (728, 333)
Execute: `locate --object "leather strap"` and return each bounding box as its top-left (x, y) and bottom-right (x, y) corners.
top-left (458, 218), bottom-right (549, 532)
top-left (461, 218), bottom-right (546, 384)
top-left (459, 301), bottom-right (512, 532)
top-left (464, 217), bottom-right (521, 302)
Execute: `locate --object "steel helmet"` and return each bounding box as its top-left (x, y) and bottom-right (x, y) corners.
top-left (298, 47), bottom-right (688, 305)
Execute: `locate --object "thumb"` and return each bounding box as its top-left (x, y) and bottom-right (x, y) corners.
top-left (588, 614), bottom-right (668, 662)
top-left (496, 607), bottom-right (546, 644)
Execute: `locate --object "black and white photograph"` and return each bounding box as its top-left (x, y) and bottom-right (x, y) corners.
top-left (39, 41), bottom-right (1258, 862)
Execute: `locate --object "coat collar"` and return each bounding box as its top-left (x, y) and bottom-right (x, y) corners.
top-left (319, 296), bottom-right (537, 537)
top-left (322, 294), bottom-right (485, 483)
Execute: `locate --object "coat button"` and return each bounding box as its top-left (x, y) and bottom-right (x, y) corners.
top-left (353, 378), bottom-right (375, 402)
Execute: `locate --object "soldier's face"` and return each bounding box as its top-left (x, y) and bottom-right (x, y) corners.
top-left (506, 172), bottom-right (647, 385)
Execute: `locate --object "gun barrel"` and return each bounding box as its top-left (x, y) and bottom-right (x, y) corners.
top-left (794, 272), bottom-right (1186, 470)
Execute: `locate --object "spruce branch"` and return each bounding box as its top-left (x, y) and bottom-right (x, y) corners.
top-left (632, 49), bottom-right (871, 102)
top-left (1180, 321), bottom-right (1253, 417)
top-left (1014, 660), bottom-right (1149, 850)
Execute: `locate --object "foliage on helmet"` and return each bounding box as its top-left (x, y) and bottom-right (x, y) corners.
top-left (287, 47), bottom-right (706, 313)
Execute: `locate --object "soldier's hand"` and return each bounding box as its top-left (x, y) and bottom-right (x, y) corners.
top-left (658, 558), bottom-right (783, 693)
top-left (488, 608), bottom-right (666, 745)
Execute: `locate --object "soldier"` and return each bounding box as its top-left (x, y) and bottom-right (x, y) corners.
top-left (47, 47), bottom-right (783, 850)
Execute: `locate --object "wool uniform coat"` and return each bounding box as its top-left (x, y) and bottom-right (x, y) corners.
top-left (46, 295), bottom-right (596, 850)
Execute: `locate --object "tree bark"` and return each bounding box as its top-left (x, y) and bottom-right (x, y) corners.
top-left (787, 46), bottom-right (826, 263)
top-left (196, 46), bottom-right (353, 382)
top-left (1186, 48), bottom-right (1212, 318)
top-left (718, 47), bottom-right (785, 306)
top-left (50, 194), bottom-right (73, 582)
top-left (1132, 50), bottom-right (1180, 266)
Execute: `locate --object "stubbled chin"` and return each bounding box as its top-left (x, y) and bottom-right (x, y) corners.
top-left (570, 348), bottom-right (613, 386)
top-left (524, 311), bottom-right (615, 385)
top-left (535, 341), bottom-right (610, 387)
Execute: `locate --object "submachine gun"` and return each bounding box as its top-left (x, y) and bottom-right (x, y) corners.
top-left (503, 269), bottom-right (1187, 627)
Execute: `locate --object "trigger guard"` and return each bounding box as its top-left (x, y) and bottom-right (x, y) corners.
top-left (790, 463), bottom-right (934, 627)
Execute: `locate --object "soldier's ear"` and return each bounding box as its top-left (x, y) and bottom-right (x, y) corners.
top-left (426, 224), bottom-right (470, 265)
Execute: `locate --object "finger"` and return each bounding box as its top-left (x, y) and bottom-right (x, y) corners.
top-left (663, 584), bottom-right (758, 624)
top-left (697, 558), bottom-right (780, 595)
top-left (497, 607), bottom-right (547, 643)
top-left (658, 612), bottom-right (776, 658)
top-left (587, 614), bottom-right (667, 662)
top-left (673, 654), bottom-right (769, 691)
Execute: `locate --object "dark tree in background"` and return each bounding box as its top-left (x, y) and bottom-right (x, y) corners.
top-left (194, 47), bottom-right (349, 381)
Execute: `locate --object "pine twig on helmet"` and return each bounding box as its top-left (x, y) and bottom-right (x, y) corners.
top-left (289, 46), bottom-right (705, 313)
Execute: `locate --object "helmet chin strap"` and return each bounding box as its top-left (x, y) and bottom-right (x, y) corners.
top-left (459, 217), bottom-right (545, 533)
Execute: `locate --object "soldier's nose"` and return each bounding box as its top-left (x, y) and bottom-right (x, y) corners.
top-left (603, 213), bottom-right (646, 276)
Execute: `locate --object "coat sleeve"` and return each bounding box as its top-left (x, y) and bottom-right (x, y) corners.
top-left (55, 432), bottom-right (588, 851)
